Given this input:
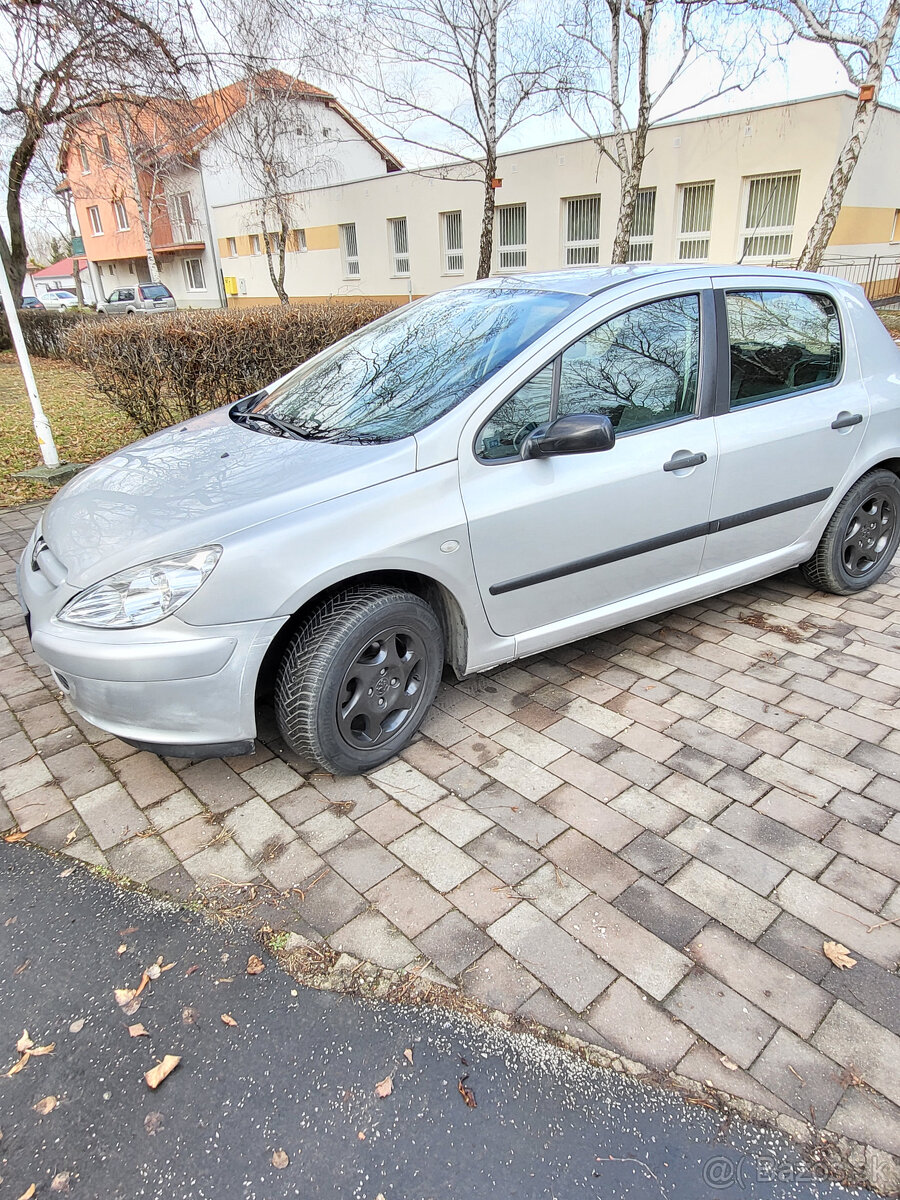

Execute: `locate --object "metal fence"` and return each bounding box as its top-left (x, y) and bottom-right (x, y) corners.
top-left (768, 252), bottom-right (900, 303)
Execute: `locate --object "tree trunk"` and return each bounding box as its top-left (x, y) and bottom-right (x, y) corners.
top-left (263, 227), bottom-right (290, 304)
top-left (610, 126), bottom-right (648, 264)
top-left (119, 110), bottom-right (161, 284)
top-left (609, 0), bottom-right (652, 265)
top-left (477, 0), bottom-right (499, 280)
top-left (477, 161), bottom-right (497, 280)
top-left (797, 0), bottom-right (900, 270)
top-left (1, 133), bottom-right (39, 301)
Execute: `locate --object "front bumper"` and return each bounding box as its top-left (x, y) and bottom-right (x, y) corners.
top-left (17, 531), bottom-right (286, 755)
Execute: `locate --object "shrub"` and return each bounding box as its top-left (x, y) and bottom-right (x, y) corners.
top-left (0, 308), bottom-right (103, 359)
top-left (66, 301), bottom-right (397, 434)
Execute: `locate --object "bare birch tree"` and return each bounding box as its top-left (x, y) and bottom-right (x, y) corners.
top-left (559, 0), bottom-right (766, 264)
top-left (739, 0), bottom-right (900, 269)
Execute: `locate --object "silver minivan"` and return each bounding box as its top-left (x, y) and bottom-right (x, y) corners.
top-left (96, 283), bottom-right (176, 315)
top-left (18, 266), bottom-right (900, 773)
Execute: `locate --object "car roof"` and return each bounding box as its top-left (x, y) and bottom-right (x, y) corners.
top-left (467, 264), bottom-right (856, 298)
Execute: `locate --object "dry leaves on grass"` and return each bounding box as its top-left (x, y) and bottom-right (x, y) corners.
top-left (221, 1014), bottom-right (238, 1027)
top-left (458, 1076), bottom-right (476, 1108)
top-left (272, 1149), bottom-right (289, 1169)
top-left (823, 941), bottom-right (856, 970)
top-left (246, 955), bottom-right (265, 975)
top-left (144, 1055), bottom-right (181, 1090)
top-left (33, 1096), bottom-right (57, 1115)
top-left (374, 1076), bottom-right (393, 1099)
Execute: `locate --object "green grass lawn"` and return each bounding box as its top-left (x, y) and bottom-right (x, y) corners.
top-left (2, 307), bottom-right (899, 510)
top-left (0, 351), bottom-right (139, 508)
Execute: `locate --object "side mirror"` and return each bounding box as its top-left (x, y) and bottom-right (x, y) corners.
top-left (521, 412), bottom-right (615, 460)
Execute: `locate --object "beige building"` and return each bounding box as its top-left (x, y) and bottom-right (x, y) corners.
top-left (211, 92), bottom-right (900, 306)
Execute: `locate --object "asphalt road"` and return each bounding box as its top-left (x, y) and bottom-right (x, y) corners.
top-left (0, 842), bottom-right (876, 1200)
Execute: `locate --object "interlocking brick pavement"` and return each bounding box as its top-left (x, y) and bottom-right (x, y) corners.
top-left (2, 501), bottom-right (900, 1156)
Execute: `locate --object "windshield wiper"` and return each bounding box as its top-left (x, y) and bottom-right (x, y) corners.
top-left (230, 407), bottom-right (306, 440)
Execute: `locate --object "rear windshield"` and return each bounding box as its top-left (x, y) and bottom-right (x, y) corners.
top-left (252, 286), bottom-right (584, 442)
top-left (140, 285), bottom-right (172, 300)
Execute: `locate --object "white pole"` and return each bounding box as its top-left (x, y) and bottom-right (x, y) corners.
top-left (0, 254), bottom-right (60, 468)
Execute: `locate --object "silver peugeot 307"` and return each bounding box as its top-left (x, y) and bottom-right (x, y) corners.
top-left (17, 266), bottom-right (900, 773)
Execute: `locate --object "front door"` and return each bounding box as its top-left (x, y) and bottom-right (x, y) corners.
top-left (702, 284), bottom-right (869, 574)
top-left (460, 291), bottom-right (719, 638)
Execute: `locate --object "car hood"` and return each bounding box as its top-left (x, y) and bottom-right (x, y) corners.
top-left (42, 405), bottom-right (417, 587)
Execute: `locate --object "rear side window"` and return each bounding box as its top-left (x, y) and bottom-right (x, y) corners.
top-left (140, 284), bottom-right (172, 300)
top-left (726, 290), bottom-right (841, 407)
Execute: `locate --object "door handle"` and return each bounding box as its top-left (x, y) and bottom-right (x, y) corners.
top-left (831, 412), bottom-right (863, 430)
top-left (663, 452), bottom-right (707, 472)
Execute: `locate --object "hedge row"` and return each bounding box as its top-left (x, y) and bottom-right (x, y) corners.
top-left (0, 309), bottom-right (103, 360)
top-left (65, 301), bottom-right (397, 434)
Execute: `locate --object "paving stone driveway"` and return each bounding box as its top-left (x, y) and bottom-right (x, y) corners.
top-left (2, 501), bottom-right (900, 1158)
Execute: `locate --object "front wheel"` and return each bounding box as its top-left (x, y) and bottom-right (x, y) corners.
top-left (801, 468), bottom-right (900, 594)
top-left (275, 586), bottom-right (444, 774)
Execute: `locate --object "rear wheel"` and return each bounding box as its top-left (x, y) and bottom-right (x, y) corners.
top-left (801, 469), bottom-right (900, 595)
top-left (275, 586), bottom-right (444, 774)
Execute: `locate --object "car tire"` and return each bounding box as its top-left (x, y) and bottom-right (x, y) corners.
top-left (275, 586), bottom-right (444, 774)
top-left (800, 468), bottom-right (900, 595)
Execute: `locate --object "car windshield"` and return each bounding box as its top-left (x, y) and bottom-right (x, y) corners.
top-left (248, 286), bottom-right (584, 442)
top-left (140, 285), bottom-right (171, 300)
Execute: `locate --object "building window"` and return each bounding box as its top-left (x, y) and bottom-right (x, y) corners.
top-left (169, 192), bottom-right (197, 243)
top-left (678, 182), bottom-right (714, 261)
top-left (628, 189), bottom-right (656, 262)
top-left (87, 206), bottom-right (103, 235)
top-left (892, 210), bottom-right (900, 242)
top-left (388, 216), bottom-right (410, 275)
top-left (741, 172), bottom-right (800, 260)
top-left (441, 211), bottom-right (464, 273)
top-left (113, 201), bottom-right (129, 232)
top-left (184, 258), bottom-right (206, 290)
top-left (291, 228), bottom-right (307, 252)
top-left (250, 234), bottom-right (261, 255)
top-left (340, 222), bottom-right (360, 277)
top-left (496, 204), bottom-right (526, 269)
top-left (99, 134), bottom-right (112, 165)
top-left (564, 196), bottom-right (601, 265)
top-left (79, 144), bottom-right (90, 173)
top-left (267, 231), bottom-right (282, 255)
top-left (227, 236), bottom-right (237, 257)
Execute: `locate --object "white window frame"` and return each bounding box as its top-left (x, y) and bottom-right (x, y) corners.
top-left (441, 211), bottom-right (464, 274)
top-left (628, 188), bottom-right (656, 262)
top-left (563, 196), bottom-right (601, 266)
top-left (340, 222), bottom-right (360, 277)
top-left (227, 236), bottom-right (237, 257)
top-left (184, 257), bottom-right (206, 291)
top-left (496, 203), bottom-right (527, 270)
top-left (388, 216), bottom-right (410, 276)
top-left (740, 172), bottom-right (800, 261)
top-left (79, 143), bottom-right (90, 173)
top-left (113, 200), bottom-right (129, 232)
top-left (250, 234), bottom-right (261, 256)
top-left (292, 228), bottom-right (307, 253)
top-left (677, 181), bottom-right (714, 262)
top-left (87, 205), bottom-right (103, 236)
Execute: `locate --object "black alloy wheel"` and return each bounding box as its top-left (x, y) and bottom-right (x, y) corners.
top-left (802, 468), bottom-right (900, 595)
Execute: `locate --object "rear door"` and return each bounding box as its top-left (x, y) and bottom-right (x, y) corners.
top-left (701, 280), bottom-right (870, 574)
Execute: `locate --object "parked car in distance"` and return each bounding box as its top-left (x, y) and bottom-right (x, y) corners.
top-left (40, 290), bottom-right (80, 310)
top-left (20, 296), bottom-right (44, 310)
top-left (96, 283), bottom-right (176, 316)
top-left (18, 266), bottom-right (900, 774)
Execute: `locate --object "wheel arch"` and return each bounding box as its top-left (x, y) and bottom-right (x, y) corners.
top-left (254, 569), bottom-right (469, 708)
top-left (871, 455), bottom-right (900, 481)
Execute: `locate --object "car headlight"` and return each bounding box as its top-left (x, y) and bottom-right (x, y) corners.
top-left (58, 546), bottom-right (222, 629)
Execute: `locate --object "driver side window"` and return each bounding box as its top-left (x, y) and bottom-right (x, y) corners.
top-left (475, 363), bottom-right (554, 460)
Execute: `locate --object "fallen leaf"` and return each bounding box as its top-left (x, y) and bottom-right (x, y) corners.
top-left (403, 1048), bottom-right (414, 1065)
top-left (127, 1023), bottom-right (149, 1038)
top-left (144, 1111), bottom-right (164, 1135)
top-left (147, 960), bottom-right (162, 981)
top-left (30, 1043), bottom-right (55, 1056)
top-left (357, 1130), bottom-right (366, 1140)
top-left (120, 927), bottom-right (138, 935)
top-left (17, 1030), bottom-right (33, 1053)
top-left (720, 1056), bottom-right (739, 1071)
top-left (63, 833), bottom-right (77, 847)
top-left (823, 941), bottom-right (856, 970)
top-left (374, 1075), bottom-right (393, 1098)
top-left (185, 965), bottom-right (199, 976)
top-left (4, 916), bottom-right (16, 926)
top-left (117, 944), bottom-right (127, 955)
top-left (59, 865), bottom-right (75, 875)
top-left (134, 971), bottom-right (150, 997)
top-left (221, 1013), bottom-right (238, 1027)
top-left (161, 961), bottom-right (175, 972)
top-left (114, 988), bottom-right (136, 1007)
top-left (16, 1185), bottom-right (35, 1200)
top-left (272, 1149), bottom-right (289, 1168)
top-left (6, 1051), bottom-right (30, 1076)
top-left (69, 1019), bottom-right (85, 1034)
top-left (33, 1095), bottom-right (57, 1115)
top-left (182, 1007), bottom-right (199, 1025)
top-left (50, 1172), bottom-right (71, 1192)
top-left (247, 955), bottom-right (265, 975)
top-left (122, 997), bottom-right (142, 1017)
top-left (14, 959), bottom-right (30, 975)
top-left (144, 1054), bottom-right (180, 1090)
top-left (458, 1075), bottom-right (476, 1108)
top-left (4, 830), bottom-right (27, 842)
